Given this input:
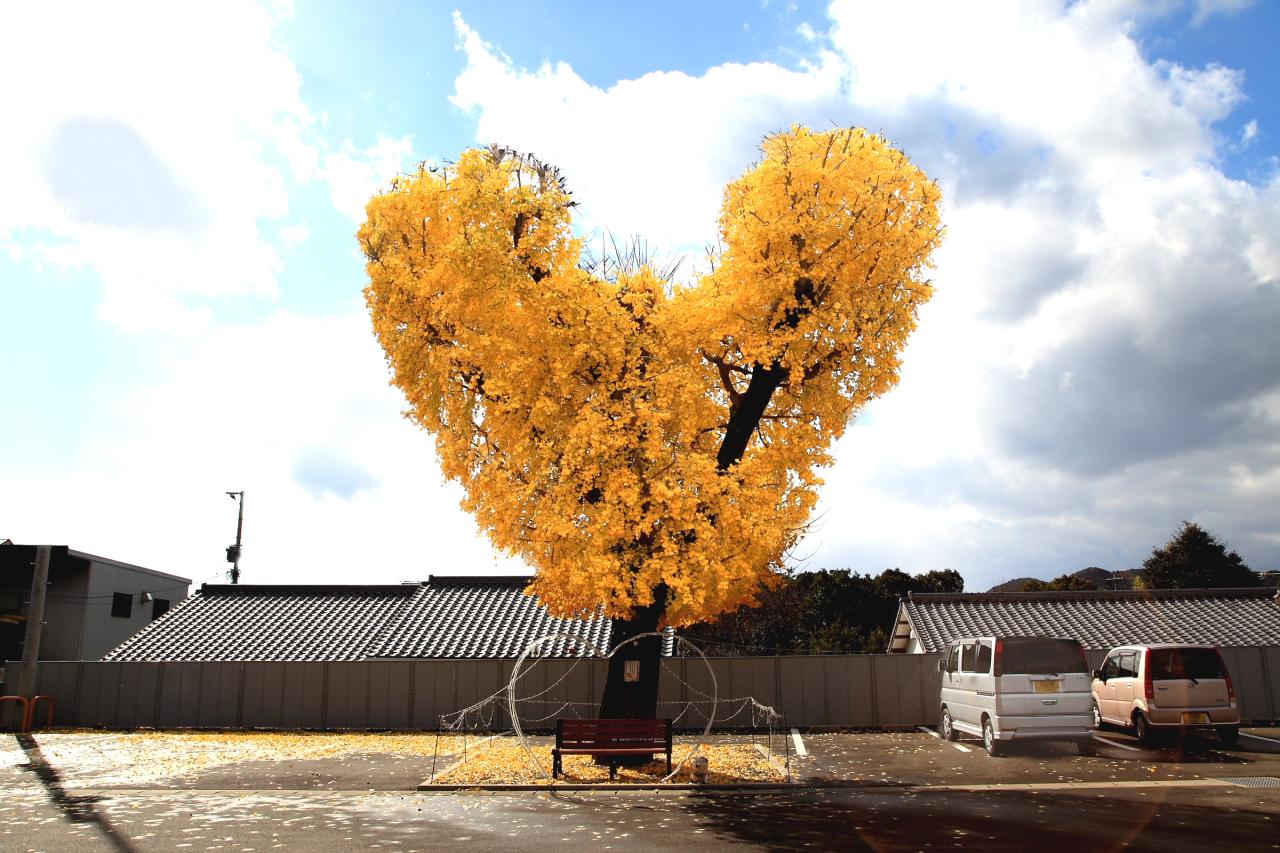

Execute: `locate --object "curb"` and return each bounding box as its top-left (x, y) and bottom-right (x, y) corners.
top-left (415, 782), bottom-right (804, 792)
top-left (413, 779), bottom-right (915, 792)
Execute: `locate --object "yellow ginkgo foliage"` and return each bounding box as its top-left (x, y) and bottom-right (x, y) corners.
top-left (360, 126), bottom-right (942, 627)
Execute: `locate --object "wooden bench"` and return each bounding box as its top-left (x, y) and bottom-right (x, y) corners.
top-left (552, 718), bottom-right (672, 780)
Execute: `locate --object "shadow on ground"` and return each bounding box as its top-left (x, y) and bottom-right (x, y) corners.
top-left (15, 734), bottom-right (138, 853)
top-left (680, 788), bottom-right (1280, 853)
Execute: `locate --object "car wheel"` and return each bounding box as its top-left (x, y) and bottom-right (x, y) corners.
top-left (982, 718), bottom-right (1002, 757)
top-left (941, 709), bottom-right (957, 742)
top-left (1134, 712), bottom-right (1154, 745)
top-left (1218, 725), bottom-right (1240, 746)
top-left (1091, 700), bottom-right (1102, 730)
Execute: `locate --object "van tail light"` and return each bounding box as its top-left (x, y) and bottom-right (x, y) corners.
top-left (993, 639), bottom-right (1004, 677)
top-left (1078, 644), bottom-right (1090, 671)
top-left (1216, 649), bottom-right (1235, 701)
top-left (1143, 648), bottom-right (1154, 704)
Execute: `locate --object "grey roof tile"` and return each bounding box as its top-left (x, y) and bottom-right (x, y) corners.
top-left (368, 577), bottom-right (610, 659)
top-left (899, 588), bottom-right (1280, 653)
top-left (103, 577), bottom-right (612, 661)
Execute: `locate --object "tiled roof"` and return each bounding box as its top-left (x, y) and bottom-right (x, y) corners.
top-left (103, 585), bottom-right (417, 661)
top-left (369, 576), bottom-right (610, 659)
top-left (895, 588), bottom-right (1280, 653)
top-left (103, 577), bottom-right (612, 662)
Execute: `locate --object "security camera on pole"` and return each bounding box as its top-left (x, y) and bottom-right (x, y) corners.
top-left (226, 491), bottom-right (244, 584)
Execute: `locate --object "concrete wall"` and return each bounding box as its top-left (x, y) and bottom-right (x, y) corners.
top-left (8, 647), bottom-right (1276, 731)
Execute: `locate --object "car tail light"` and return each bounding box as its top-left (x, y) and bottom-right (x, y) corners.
top-left (994, 639), bottom-right (1004, 677)
top-left (1143, 648), bottom-right (1154, 704)
top-left (1215, 648), bottom-right (1235, 701)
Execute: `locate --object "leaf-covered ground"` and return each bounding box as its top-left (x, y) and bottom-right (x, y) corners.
top-left (3, 730), bottom-right (466, 787)
top-left (431, 738), bottom-right (786, 785)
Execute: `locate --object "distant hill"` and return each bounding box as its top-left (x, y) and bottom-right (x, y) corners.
top-left (988, 576), bottom-right (1038, 593)
top-left (987, 567), bottom-right (1140, 593)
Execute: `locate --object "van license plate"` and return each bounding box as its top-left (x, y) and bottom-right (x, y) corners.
top-left (1033, 680), bottom-right (1062, 694)
top-left (1181, 712), bottom-right (1210, 725)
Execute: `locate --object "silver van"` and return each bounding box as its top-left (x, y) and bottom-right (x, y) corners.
top-left (938, 636), bottom-right (1094, 756)
top-left (1091, 644), bottom-right (1240, 744)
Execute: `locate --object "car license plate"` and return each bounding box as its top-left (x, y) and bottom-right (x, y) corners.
top-left (1181, 712), bottom-right (1210, 725)
top-left (1033, 680), bottom-right (1062, 694)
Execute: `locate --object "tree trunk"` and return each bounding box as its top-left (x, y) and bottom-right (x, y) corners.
top-left (598, 583), bottom-right (667, 720)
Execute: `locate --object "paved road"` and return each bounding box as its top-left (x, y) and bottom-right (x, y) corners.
top-left (4, 729), bottom-right (1279, 851)
top-left (2, 784), bottom-right (1278, 852)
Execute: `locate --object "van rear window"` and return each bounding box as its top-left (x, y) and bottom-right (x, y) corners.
top-left (1000, 638), bottom-right (1088, 674)
top-left (1149, 648), bottom-right (1224, 680)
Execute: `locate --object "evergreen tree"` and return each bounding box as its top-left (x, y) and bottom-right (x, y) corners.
top-left (1138, 522), bottom-right (1257, 589)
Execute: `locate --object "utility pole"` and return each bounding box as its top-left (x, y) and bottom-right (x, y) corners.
top-left (16, 545), bottom-right (51, 700)
top-left (226, 491), bottom-right (244, 584)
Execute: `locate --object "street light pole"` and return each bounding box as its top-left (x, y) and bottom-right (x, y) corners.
top-left (226, 491), bottom-right (244, 584)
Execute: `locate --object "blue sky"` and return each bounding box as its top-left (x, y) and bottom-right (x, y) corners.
top-left (2, 0), bottom-right (1278, 592)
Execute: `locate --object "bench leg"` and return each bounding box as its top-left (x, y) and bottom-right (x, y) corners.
top-left (609, 761), bottom-right (618, 781)
top-left (552, 751), bottom-right (561, 779)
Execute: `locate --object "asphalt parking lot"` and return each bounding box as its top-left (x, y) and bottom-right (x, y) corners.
top-left (4, 728), bottom-right (1280, 851)
top-left (796, 725), bottom-right (1280, 788)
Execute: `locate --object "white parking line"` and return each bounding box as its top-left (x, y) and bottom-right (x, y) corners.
top-left (1092, 735), bottom-right (1146, 753)
top-left (952, 743), bottom-right (971, 752)
top-left (917, 726), bottom-right (941, 739)
top-left (1241, 732), bottom-right (1280, 746)
top-left (790, 728), bottom-right (808, 757)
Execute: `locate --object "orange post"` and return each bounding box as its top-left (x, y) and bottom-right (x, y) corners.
top-left (27, 695), bottom-right (55, 731)
top-left (0, 696), bottom-right (30, 733)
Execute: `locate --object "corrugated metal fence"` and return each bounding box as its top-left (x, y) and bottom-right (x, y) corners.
top-left (6, 647), bottom-right (1278, 730)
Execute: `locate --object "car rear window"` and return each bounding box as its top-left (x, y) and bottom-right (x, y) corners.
top-left (1000, 638), bottom-right (1087, 674)
top-left (1149, 648), bottom-right (1225, 680)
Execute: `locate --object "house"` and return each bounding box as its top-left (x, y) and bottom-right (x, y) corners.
top-left (0, 543), bottom-right (191, 665)
top-left (888, 587), bottom-right (1280, 654)
top-left (102, 575), bottom-right (612, 662)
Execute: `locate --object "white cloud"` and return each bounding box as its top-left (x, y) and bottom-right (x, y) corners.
top-left (0, 309), bottom-right (532, 583)
top-left (0, 2), bottom-right (310, 331)
top-left (321, 136), bottom-right (416, 224)
top-left (280, 223), bottom-right (311, 248)
top-left (450, 11), bottom-right (844, 251)
top-left (0, 1), bottom-right (411, 332)
top-left (1241, 118), bottom-right (1259, 145)
top-left (1190, 0), bottom-right (1255, 27)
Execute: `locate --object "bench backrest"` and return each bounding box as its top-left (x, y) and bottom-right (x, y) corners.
top-left (557, 718), bottom-right (671, 749)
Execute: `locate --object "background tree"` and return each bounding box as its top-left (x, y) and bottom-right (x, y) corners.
top-left (1021, 573), bottom-right (1099, 592)
top-left (681, 568), bottom-right (964, 655)
top-left (360, 127), bottom-right (942, 715)
top-left (1137, 522), bottom-right (1257, 589)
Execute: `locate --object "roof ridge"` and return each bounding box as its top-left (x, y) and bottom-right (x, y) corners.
top-left (427, 575), bottom-right (533, 586)
top-left (199, 583), bottom-right (421, 595)
top-left (909, 587), bottom-right (1276, 602)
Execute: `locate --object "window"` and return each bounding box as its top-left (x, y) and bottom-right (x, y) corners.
top-left (999, 638), bottom-right (1089, 674)
top-left (111, 592), bottom-right (132, 618)
top-left (1100, 653), bottom-right (1121, 679)
top-left (962, 641), bottom-right (990, 673)
top-left (946, 645), bottom-right (961, 673)
top-left (974, 641), bottom-right (993, 673)
top-left (1149, 648), bottom-right (1224, 680)
top-left (151, 598), bottom-right (170, 620)
top-left (1116, 651), bottom-right (1138, 678)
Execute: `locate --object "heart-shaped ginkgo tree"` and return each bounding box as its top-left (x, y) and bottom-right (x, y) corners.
top-left (360, 125), bottom-right (941, 715)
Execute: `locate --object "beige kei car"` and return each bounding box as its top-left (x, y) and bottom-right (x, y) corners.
top-left (1091, 644), bottom-right (1240, 744)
